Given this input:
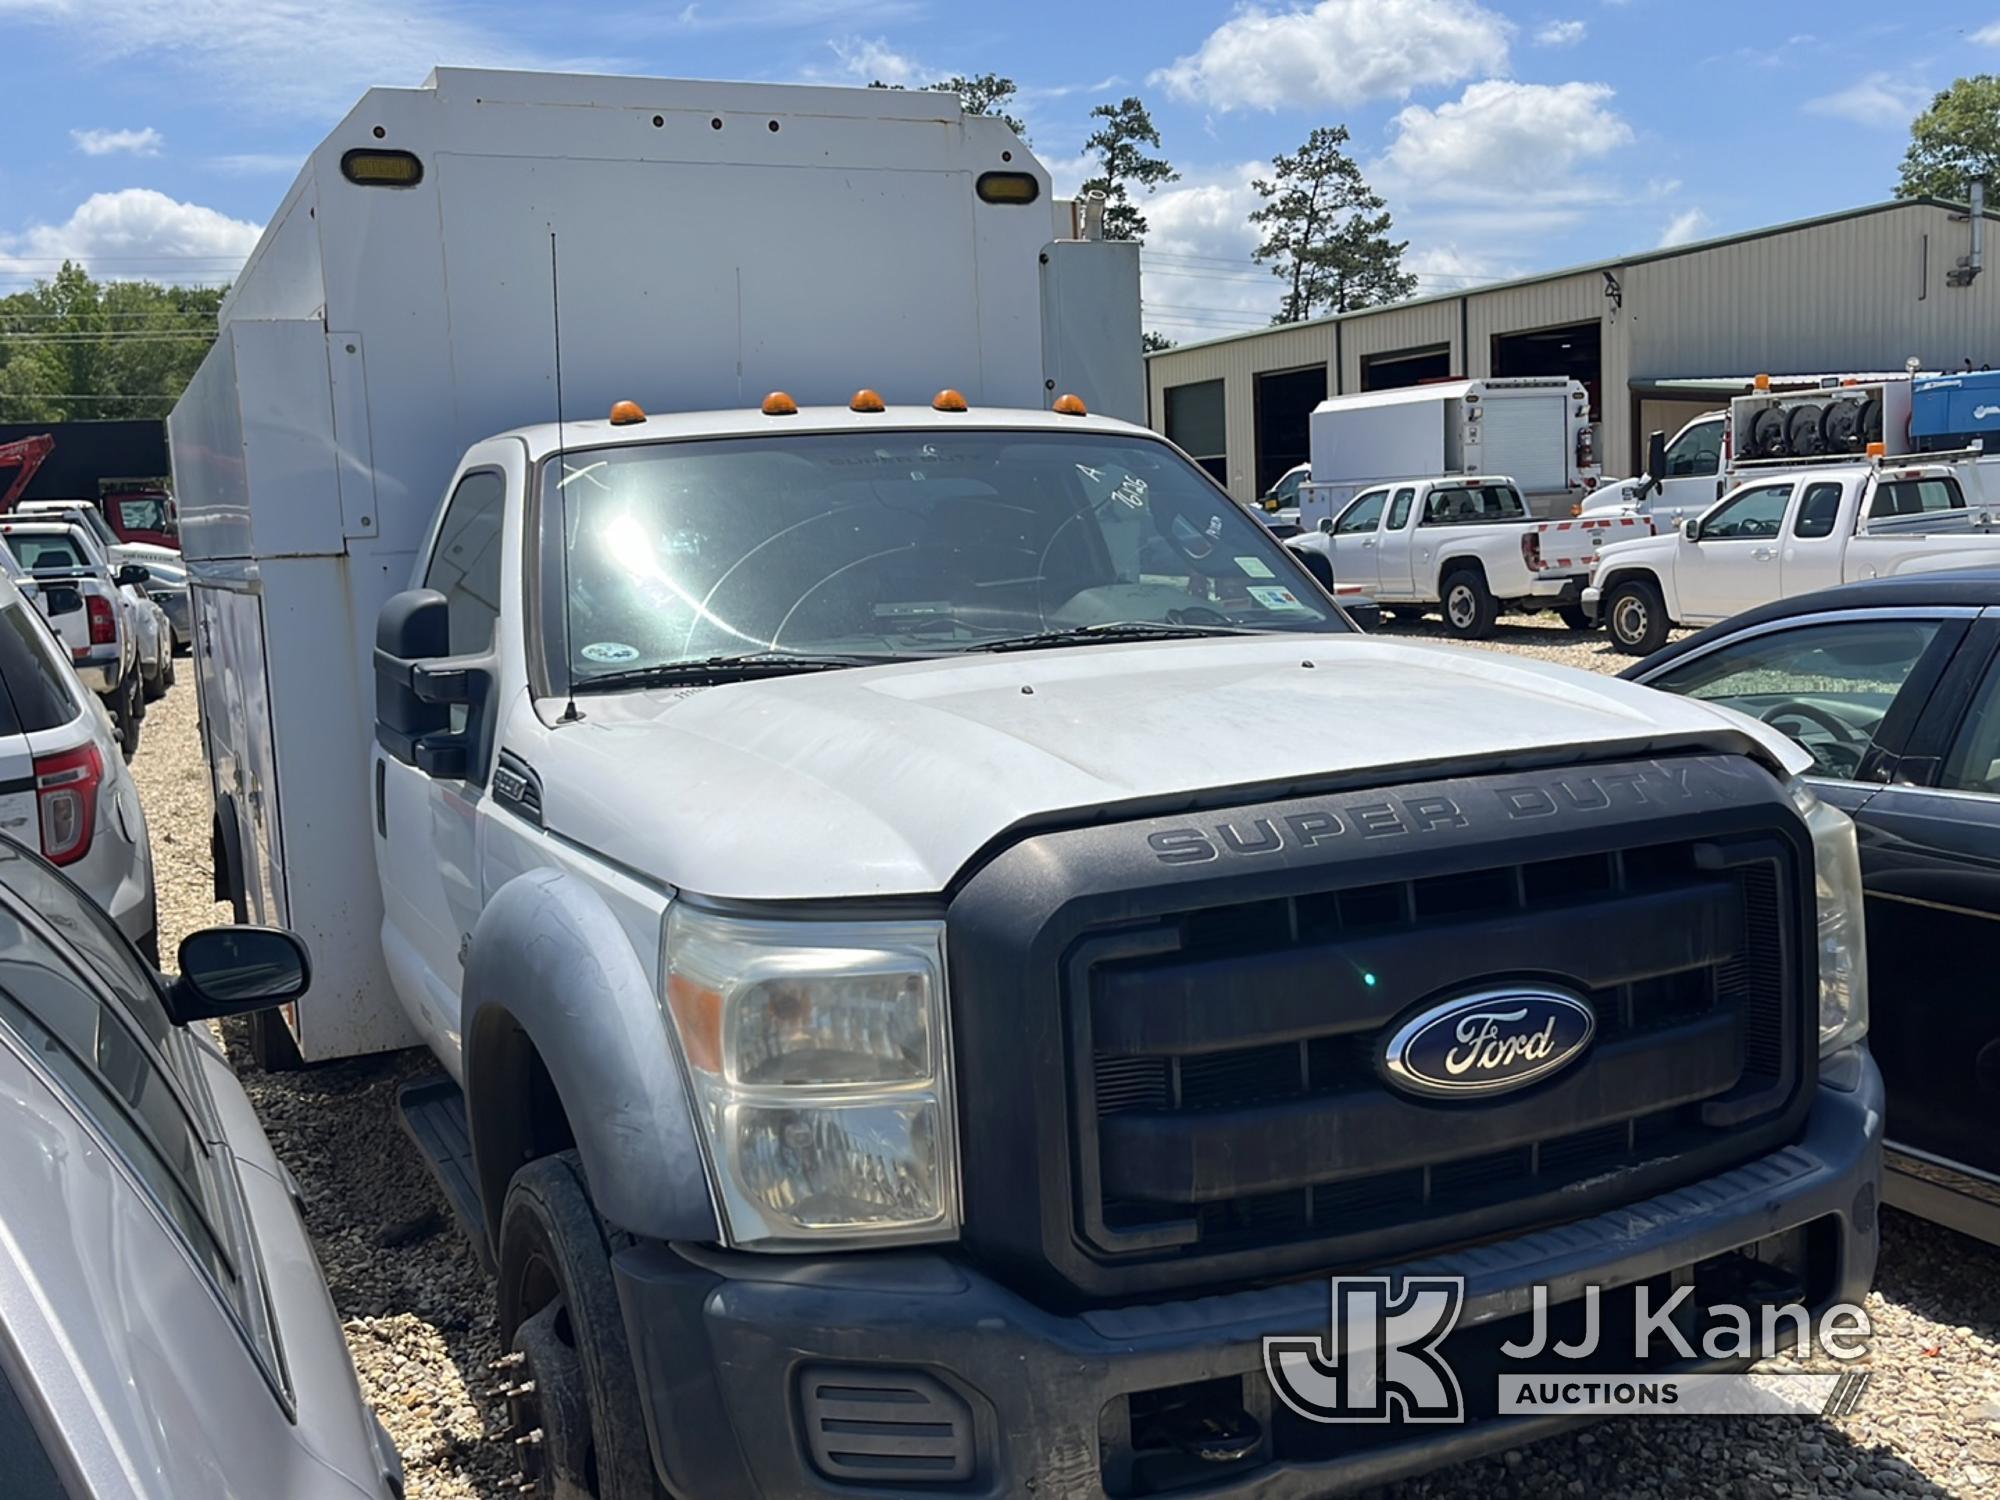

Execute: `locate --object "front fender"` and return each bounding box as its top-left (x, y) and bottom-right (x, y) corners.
top-left (461, 870), bottom-right (719, 1248)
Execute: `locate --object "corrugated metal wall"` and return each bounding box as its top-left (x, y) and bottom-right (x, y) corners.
top-left (1147, 201), bottom-right (2000, 501)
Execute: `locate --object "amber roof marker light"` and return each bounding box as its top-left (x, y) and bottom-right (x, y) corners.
top-left (608, 400), bottom-right (647, 426)
top-left (761, 392), bottom-right (799, 416)
top-left (850, 389), bottom-right (886, 412)
top-left (1052, 393), bottom-right (1088, 416)
top-left (932, 389), bottom-right (969, 412)
top-left (340, 149), bottom-right (423, 187)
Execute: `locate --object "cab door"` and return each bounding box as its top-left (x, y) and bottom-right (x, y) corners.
top-left (1328, 488), bottom-right (1391, 593)
top-left (375, 463), bottom-right (511, 1072)
top-left (1779, 478), bottom-right (1851, 598)
top-left (1372, 486), bottom-right (1420, 599)
top-left (1683, 480), bottom-right (1796, 620)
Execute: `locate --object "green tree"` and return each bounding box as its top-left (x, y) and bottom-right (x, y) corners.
top-left (1897, 75), bottom-right (2000, 199)
top-left (869, 72), bottom-right (1027, 138)
top-left (1080, 96), bottom-right (1177, 241)
top-left (1142, 330), bottom-right (1176, 352)
top-left (1250, 126), bottom-right (1417, 323)
top-left (0, 263), bottom-right (224, 422)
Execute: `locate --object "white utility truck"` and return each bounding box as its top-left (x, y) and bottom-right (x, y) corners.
top-left (1288, 476), bottom-right (1650, 637)
top-left (1585, 374), bottom-right (1928, 528)
top-left (1589, 455), bottom-right (2000, 652)
top-left (1299, 377), bottom-right (1599, 526)
top-left (173, 70), bottom-right (1882, 1500)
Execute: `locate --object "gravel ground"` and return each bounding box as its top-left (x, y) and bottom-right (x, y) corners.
top-left (127, 627), bottom-right (2000, 1499)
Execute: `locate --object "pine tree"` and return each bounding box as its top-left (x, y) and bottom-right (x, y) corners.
top-left (1250, 126), bottom-right (1417, 322)
top-left (1080, 97), bottom-right (1177, 241)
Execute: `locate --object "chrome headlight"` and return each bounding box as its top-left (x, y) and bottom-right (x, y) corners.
top-left (661, 905), bottom-right (958, 1249)
top-left (1788, 780), bottom-right (1868, 1057)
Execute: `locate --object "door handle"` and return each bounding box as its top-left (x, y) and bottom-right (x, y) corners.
top-left (1362, 539), bottom-right (1376, 548)
top-left (1750, 547), bottom-right (1776, 561)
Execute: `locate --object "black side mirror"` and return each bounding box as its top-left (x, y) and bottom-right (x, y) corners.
top-left (116, 562), bottom-right (151, 586)
top-left (167, 926), bottom-right (311, 1024)
top-left (1644, 431), bottom-right (1668, 497)
top-left (373, 588), bottom-right (496, 783)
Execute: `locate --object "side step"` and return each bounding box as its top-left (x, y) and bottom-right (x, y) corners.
top-left (396, 1075), bottom-right (494, 1271)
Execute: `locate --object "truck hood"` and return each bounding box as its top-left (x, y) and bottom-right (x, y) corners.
top-left (1592, 530), bottom-right (1682, 583)
top-left (529, 635), bottom-right (1809, 900)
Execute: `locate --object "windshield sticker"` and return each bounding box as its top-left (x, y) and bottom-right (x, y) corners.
top-left (1236, 555), bottom-right (1277, 579)
top-left (1248, 584), bottom-right (1310, 612)
top-left (580, 641), bottom-right (640, 664)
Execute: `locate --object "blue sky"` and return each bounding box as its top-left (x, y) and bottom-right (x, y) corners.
top-left (2, 0), bottom-right (1994, 341)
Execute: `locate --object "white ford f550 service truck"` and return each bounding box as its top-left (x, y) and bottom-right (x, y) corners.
top-left (1588, 455), bottom-right (2000, 652)
top-left (173, 70), bottom-right (1880, 1500)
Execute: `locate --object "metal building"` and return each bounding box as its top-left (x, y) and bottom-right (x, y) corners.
top-left (1147, 197), bottom-right (2000, 504)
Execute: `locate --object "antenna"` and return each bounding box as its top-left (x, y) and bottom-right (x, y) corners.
top-left (550, 229), bottom-right (583, 724)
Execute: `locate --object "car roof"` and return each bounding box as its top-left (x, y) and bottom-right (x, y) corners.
top-left (1623, 568), bottom-right (2000, 678)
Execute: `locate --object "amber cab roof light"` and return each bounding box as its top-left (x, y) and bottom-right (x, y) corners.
top-left (850, 389), bottom-right (886, 413)
top-left (932, 389), bottom-right (969, 412)
top-left (608, 400), bottom-right (647, 426)
top-left (761, 391), bottom-right (799, 416)
top-left (1052, 393), bottom-right (1088, 416)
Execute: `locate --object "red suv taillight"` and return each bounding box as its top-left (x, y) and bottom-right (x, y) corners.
top-left (35, 744), bottom-right (103, 866)
top-left (86, 595), bottom-right (115, 646)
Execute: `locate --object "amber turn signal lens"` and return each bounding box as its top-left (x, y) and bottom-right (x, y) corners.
top-left (931, 389), bottom-right (968, 412)
top-left (339, 149), bottom-right (423, 187)
top-left (762, 391), bottom-right (799, 416)
top-left (850, 389), bottom-right (886, 413)
top-left (1052, 393), bottom-right (1088, 416)
top-left (608, 400), bottom-right (647, 425)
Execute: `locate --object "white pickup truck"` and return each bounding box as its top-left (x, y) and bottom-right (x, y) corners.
top-left (1290, 475), bottom-right (1651, 637)
top-left (1588, 457), bottom-right (2000, 652)
top-left (0, 518), bottom-right (149, 753)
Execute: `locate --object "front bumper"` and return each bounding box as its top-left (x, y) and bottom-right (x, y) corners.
top-left (1581, 584), bottom-right (1604, 623)
top-left (614, 1056), bottom-right (1882, 1500)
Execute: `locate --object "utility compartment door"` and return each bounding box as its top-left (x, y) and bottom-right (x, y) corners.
top-left (1480, 393), bottom-right (1568, 494)
top-left (1039, 239), bottom-right (1143, 424)
top-left (192, 573), bottom-right (288, 929)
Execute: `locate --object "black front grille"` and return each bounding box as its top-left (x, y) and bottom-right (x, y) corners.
top-left (947, 753), bottom-right (1814, 1304)
top-left (1070, 837), bottom-right (1803, 1275)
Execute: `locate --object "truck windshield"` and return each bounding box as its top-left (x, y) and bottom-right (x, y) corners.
top-left (543, 429), bottom-right (1344, 681)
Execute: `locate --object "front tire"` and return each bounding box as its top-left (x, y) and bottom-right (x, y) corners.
top-left (113, 671), bottom-right (142, 760)
top-left (1440, 569), bottom-right (1499, 640)
top-left (497, 1152), bottom-right (661, 1500)
top-left (1605, 579), bottom-right (1670, 655)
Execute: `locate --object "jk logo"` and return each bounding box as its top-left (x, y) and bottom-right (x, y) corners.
top-left (1264, 1276), bottom-right (1467, 1423)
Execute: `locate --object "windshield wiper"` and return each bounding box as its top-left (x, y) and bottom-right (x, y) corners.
top-left (954, 620), bottom-right (1263, 654)
top-left (571, 650), bottom-right (896, 692)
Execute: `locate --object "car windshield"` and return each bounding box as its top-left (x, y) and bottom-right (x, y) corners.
top-left (542, 429), bottom-right (1344, 682)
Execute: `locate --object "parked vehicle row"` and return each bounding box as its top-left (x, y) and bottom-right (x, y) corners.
top-left (1288, 475), bottom-right (1651, 637)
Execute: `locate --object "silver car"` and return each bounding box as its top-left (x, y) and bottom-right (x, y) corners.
top-left (0, 841), bottom-right (403, 1498)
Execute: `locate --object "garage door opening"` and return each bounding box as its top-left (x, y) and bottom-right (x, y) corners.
top-left (1491, 320), bottom-right (1603, 416)
top-left (1362, 344), bottom-right (1452, 392)
top-left (1164, 379), bottom-right (1227, 487)
top-left (1253, 365), bottom-right (1327, 496)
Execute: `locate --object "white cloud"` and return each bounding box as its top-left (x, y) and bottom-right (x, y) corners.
top-left (0, 190), bottom-right (262, 282)
top-left (1380, 80), bottom-right (1632, 200)
top-left (822, 35), bottom-right (926, 86)
top-left (1136, 164), bottom-right (1285, 337)
top-left (1974, 21), bottom-right (2000, 44)
top-left (1802, 73), bottom-right (1932, 127)
top-left (1151, 0), bottom-right (1512, 112)
top-left (1534, 19), bottom-right (1586, 46)
top-left (1657, 207), bottom-right (1711, 248)
top-left (70, 126), bottom-right (162, 157)
top-left (0, 0), bottom-right (567, 113)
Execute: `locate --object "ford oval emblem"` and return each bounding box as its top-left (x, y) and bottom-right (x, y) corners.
top-left (1383, 987), bottom-right (1596, 1099)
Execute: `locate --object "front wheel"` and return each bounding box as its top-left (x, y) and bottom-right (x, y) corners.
top-left (497, 1152), bottom-right (662, 1500)
top-left (1605, 579), bottom-right (1670, 655)
top-left (1440, 570), bottom-right (1499, 640)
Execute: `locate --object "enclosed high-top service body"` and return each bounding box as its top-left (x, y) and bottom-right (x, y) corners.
top-left (170, 67), bottom-right (1139, 1061)
top-left (175, 69), bottom-right (1879, 1500)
